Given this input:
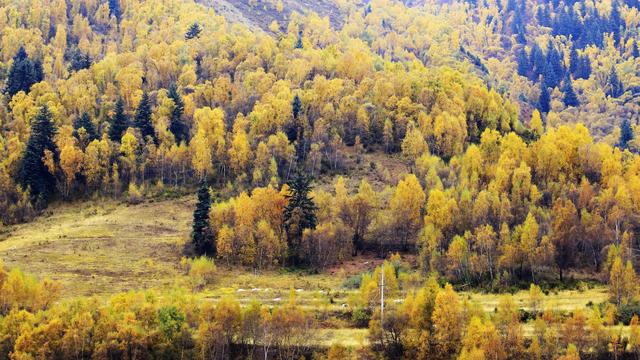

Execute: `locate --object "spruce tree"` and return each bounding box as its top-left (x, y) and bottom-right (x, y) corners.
top-left (20, 106), bottom-right (58, 208)
top-left (607, 67), bottom-right (624, 98)
top-left (516, 48), bottom-right (529, 77)
top-left (618, 118), bottom-right (634, 149)
top-left (569, 47), bottom-right (579, 75)
top-left (283, 167), bottom-right (318, 266)
top-left (168, 84), bottom-right (188, 144)
top-left (287, 94), bottom-right (303, 142)
top-left (191, 180), bottom-right (214, 256)
top-left (185, 23), bottom-right (202, 40)
top-left (562, 75), bottom-right (579, 107)
top-left (530, 43), bottom-right (546, 80)
top-left (134, 92), bottom-right (155, 142)
top-left (295, 31), bottom-right (304, 49)
top-left (4, 47), bottom-right (40, 98)
top-left (539, 85), bottom-right (551, 113)
top-left (73, 112), bottom-right (98, 142)
top-left (108, 0), bottom-right (121, 22)
top-left (109, 98), bottom-right (128, 142)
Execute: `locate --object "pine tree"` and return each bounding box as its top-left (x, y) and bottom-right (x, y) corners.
top-left (610, 1), bottom-right (622, 44)
top-left (287, 94), bottom-right (303, 142)
top-left (108, 0), bottom-right (121, 22)
top-left (185, 23), bottom-right (202, 40)
top-left (73, 112), bottom-right (98, 142)
top-left (109, 98), bottom-right (129, 142)
top-left (530, 43), bottom-right (546, 80)
top-left (292, 94), bottom-right (302, 120)
top-left (607, 67), bottom-right (624, 98)
top-left (168, 84), bottom-right (188, 144)
top-left (191, 181), bottom-right (215, 256)
top-left (295, 31), bottom-right (304, 49)
top-left (542, 62), bottom-right (558, 89)
top-left (19, 106), bottom-right (58, 208)
top-left (618, 118), bottom-right (634, 149)
top-left (4, 47), bottom-right (40, 98)
top-left (539, 85), bottom-right (551, 113)
top-left (575, 55), bottom-right (591, 80)
top-left (134, 92), bottom-right (155, 142)
top-left (516, 48), bottom-right (529, 77)
top-left (569, 47), bottom-right (579, 75)
top-left (562, 75), bottom-right (579, 107)
top-left (283, 167), bottom-right (318, 266)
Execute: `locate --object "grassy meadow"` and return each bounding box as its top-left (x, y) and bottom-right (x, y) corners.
top-left (0, 198), bottom-right (620, 349)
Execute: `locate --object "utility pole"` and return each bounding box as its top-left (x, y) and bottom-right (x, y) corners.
top-left (380, 266), bottom-right (385, 329)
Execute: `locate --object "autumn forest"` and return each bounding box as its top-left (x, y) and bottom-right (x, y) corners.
top-left (0, 0), bottom-right (639, 358)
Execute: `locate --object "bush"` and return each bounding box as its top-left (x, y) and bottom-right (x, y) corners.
top-left (342, 273), bottom-right (364, 289)
top-left (186, 257), bottom-right (216, 290)
top-left (127, 183), bottom-right (144, 204)
top-left (616, 301), bottom-right (640, 325)
top-left (352, 306), bottom-right (371, 328)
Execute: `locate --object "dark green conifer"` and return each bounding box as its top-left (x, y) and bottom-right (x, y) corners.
top-left (19, 106), bottom-right (58, 208)
top-left (4, 47), bottom-right (41, 98)
top-left (109, 98), bottom-right (129, 142)
top-left (191, 181), bottom-right (214, 256)
top-left (283, 167), bottom-right (317, 266)
top-left (618, 118), bottom-right (634, 150)
top-left (134, 92), bottom-right (155, 142)
top-left (73, 112), bottom-right (98, 143)
top-left (185, 23), bottom-right (202, 40)
top-left (539, 85), bottom-right (551, 113)
top-left (562, 75), bottom-right (579, 107)
top-left (168, 84), bottom-right (188, 144)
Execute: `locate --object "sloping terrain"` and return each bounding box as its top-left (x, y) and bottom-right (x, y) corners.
top-left (205, 0), bottom-right (345, 33)
top-left (0, 199), bottom-right (194, 297)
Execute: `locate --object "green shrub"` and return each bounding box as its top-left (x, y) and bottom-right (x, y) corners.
top-left (351, 306), bottom-right (371, 328)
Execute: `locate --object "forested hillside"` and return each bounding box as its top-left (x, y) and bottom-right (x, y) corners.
top-left (0, 0), bottom-right (639, 358)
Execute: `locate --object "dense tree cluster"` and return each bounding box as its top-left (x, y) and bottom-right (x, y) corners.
top-left (0, 263), bottom-right (313, 360)
top-left (0, 0), bottom-right (527, 225)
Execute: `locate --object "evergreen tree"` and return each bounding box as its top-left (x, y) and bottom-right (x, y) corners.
top-left (108, 0), bottom-right (121, 22)
top-left (283, 167), bottom-right (318, 266)
top-left (542, 62), bottom-right (558, 89)
top-left (185, 23), bottom-right (202, 40)
top-left (562, 74), bottom-right (580, 106)
top-left (545, 42), bottom-right (565, 84)
top-left (562, 75), bottom-right (579, 107)
top-left (569, 47), bottom-right (579, 75)
top-left (286, 94), bottom-right (303, 142)
top-left (607, 66), bottom-right (624, 98)
top-left (109, 98), bottom-right (128, 142)
top-left (530, 43), bottom-right (546, 80)
top-left (633, 40), bottom-right (640, 58)
top-left (67, 47), bottom-right (92, 72)
top-left (610, 1), bottom-right (622, 44)
top-left (73, 112), bottom-right (98, 142)
top-left (575, 55), bottom-right (592, 80)
top-left (292, 94), bottom-right (302, 120)
top-left (618, 118), bottom-right (634, 149)
top-left (539, 85), bottom-right (551, 113)
top-left (4, 47), bottom-right (40, 98)
top-left (168, 84), bottom-right (188, 144)
top-left (19, 106), bottom-right (58, 208)
top-left (33, 59), bottom-right (44, 83)
top-left (295, 31), bottom-right (304, 49)
top-left (191, 181), bottom-right (215, 256)
top-left (516, 48), bottom-right (529, 77)
top-left (134, 92), bottom-right (155, 142)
